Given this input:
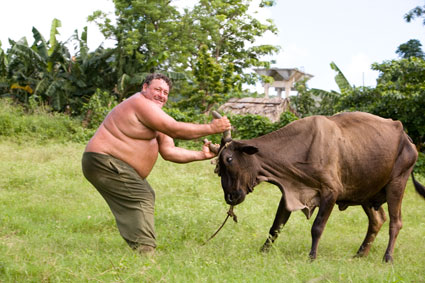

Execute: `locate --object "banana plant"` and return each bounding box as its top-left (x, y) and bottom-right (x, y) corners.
top-left (292, 61), bottom-right (354, 116)
top-left (0, 41), bottom-right (9, 95)
top-left (311, 61), bottom-right (353, 97)
top-left (5, 18), bottom-right (116, 112)
top-left (311, 61), bottom-right (353, 111)
top-left (330, 61), bottom-right (353, 94)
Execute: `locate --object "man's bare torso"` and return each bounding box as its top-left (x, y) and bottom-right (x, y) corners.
top-left (85, 93), bottom-right (159, 179)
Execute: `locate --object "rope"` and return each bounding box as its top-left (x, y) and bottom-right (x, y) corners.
top-left (203, 141), bottom-right (236, 245)
top-left (202, 206), bottom-right (237, 245)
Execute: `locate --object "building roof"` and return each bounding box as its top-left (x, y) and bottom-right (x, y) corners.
top-left (254, 68), bottom-right (313, 82)
top-left (218, 97), bottom-right (295, 123)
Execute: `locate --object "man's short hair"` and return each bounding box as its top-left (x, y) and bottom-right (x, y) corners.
top-left (143, 73), bottom-right (172, 90)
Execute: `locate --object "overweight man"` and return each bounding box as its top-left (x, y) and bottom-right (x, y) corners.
top-left (82, 73), bottom-right (231, 255)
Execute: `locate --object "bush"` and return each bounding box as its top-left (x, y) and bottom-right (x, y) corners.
top-left (415, 152), bottom-right (425, 177)
top-left (164, 107), bottom-right (192, 122)
top-left (227, 111), bottom-right (298, 140)
top-left (273, 111), bottom-right (299, 130)
top-left (80, 89), bottom-right (118, 129)
top-left (0, 98), bottom-right (94, 143)
top-left (229, 114), bottom-right (274, 140)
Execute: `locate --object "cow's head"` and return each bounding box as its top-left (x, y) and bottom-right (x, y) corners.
top-left (208, 111), bottom-right (260, 205)
top-left (206, 118), bottom-right (259, 206)
top-left (215, 139), bottom-right (259, 205)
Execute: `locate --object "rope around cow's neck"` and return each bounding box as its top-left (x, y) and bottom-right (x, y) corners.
top-left (202, 206), bottom-right (238, 245)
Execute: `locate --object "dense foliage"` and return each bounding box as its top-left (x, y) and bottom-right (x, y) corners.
top-left (0, 1), bottom-right (424, 152)
top-left (228, 111), bottom-right (298, 140)
top-left (291, 57), bottom-right (425, 151)
top-left (0, 20), bottom-right (116, 114)
top-left (88, 0), bottom-right (279, 112)
top-left (1, 0), bottom-right (279, 117)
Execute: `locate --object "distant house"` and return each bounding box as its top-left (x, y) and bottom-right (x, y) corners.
top-left (218, 68), bottom-right (313, 122)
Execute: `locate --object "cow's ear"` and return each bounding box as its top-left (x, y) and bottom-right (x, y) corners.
top-left (233, 141), bottom-right (259, 155)
top-left (240, 145), bottom-right (259, 155)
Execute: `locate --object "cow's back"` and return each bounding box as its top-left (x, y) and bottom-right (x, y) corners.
top-left (328, 112), bottom-right (415, 200)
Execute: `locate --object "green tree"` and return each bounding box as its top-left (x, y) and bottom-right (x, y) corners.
top-left (89, 0), bottom-right (279, 110)
top-left (181, 0), bottom-right (279, 112)
top-left (370, 57), bottom-right (425, 148)
top-left (178, 44), bottom-right (237, 113)
top-left (405, 4), bottom-right (425, 25)
top-left (89, 0), bottom-right (188, 98)
top-left (291, 78), bottom-right (317, 117)
top-left (396, 39), bottom-right (424, 59)
top-left (330, 57), bottom-right (425, 150)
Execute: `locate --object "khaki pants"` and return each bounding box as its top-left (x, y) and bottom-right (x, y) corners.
top-left (82, 152), bottom-right (156, 248)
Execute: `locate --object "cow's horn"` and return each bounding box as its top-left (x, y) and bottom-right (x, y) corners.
top-left (204, 139), bottom-right (220, 154)
top-left (211, 110), bottom-right (232, 141)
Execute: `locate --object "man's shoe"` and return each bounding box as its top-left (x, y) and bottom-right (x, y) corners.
top-left (137, 245), bottom-right (155, 256)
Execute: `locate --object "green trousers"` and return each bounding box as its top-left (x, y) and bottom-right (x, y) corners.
top-left (82, 152), bottom-right (156, 248)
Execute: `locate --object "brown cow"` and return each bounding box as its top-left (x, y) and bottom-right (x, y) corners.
top-left (211, 111), bottom-right (425, 262)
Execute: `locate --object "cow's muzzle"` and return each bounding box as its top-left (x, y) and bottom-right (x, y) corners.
top-left (225, 190), bottom-right (246, 205)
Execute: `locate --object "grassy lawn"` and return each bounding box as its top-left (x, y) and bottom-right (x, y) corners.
top-left (0, 139), bottom-right (424, 282)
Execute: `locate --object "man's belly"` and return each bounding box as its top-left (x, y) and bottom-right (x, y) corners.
top-left (85, 128), bottom-right (159, 179)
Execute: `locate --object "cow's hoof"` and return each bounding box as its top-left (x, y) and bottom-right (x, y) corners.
top-left (260, 244), bottom-right (271, 253)
top-left (354, 251), bottom-right (367, 258)
top-left (383, 254), bottom-right (393, 263)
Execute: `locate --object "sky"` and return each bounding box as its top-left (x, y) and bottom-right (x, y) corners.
top-left (1, 0), bottom-right (424, 93)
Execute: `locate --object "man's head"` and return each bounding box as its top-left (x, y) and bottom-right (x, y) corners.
top-left (143, 73), bottom-right (172, 90)
top-left (141, 73), bottom-right (172, 107)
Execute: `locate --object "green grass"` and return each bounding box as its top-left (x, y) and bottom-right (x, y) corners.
top-left (1, 139), bottom-right (425, 282)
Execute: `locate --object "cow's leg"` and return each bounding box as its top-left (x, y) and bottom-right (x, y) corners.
top-left (309, 191), bottom-right (337, 260)
top-left (383, 177), bottom-right (408, 263)
top-left (261, 196), bottom-right (291, 253)
top-left (382, 136), bottom-right (417, 263)
top-left (355, 205), bottom-right (387, 257)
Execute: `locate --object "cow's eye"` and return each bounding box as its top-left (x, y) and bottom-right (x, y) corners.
top-left (226, 157), bottom-right (233, 163)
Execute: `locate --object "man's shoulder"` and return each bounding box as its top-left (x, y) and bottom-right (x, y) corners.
top-left (114, 93), bottom-right (142, 112)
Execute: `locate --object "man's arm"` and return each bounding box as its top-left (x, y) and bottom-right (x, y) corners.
top-left (135, 96), bottom-right (230, 139)
top-left (157, 133), bottom-right (216, 163)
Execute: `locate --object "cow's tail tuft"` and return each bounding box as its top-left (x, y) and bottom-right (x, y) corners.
top-left (411, 173), bottom-right (425, 199)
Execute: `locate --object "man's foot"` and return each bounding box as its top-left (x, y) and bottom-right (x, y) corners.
top-left (137, 245), bottom-right (155, 256)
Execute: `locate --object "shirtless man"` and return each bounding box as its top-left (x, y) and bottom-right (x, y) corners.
top-left (82, 73), bottom-right (231, 255)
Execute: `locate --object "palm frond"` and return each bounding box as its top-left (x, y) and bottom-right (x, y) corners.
top-left (32, 27), bottom-right (49, 59)
top-left (330, 61), bottom-right (352, 93)
top-left (48, 19), bottom-right (62, 57)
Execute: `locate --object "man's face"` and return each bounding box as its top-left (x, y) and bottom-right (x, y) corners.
top-left (142, 79), bottom-right (169, 107)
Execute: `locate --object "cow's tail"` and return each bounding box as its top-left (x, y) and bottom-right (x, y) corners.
top-left (411, 172), bottom-right (425, 199)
